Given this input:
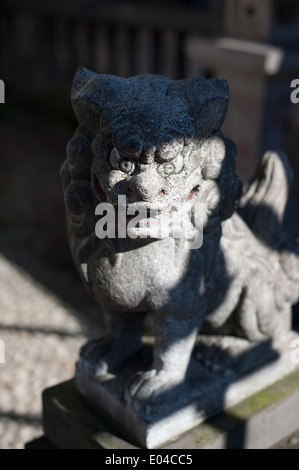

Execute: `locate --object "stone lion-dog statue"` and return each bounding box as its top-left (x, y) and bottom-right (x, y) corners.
top-left (61, 67), bottom-right (299, 416)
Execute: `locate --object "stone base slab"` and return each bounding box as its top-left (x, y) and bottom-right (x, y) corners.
top-left (41, 365), bottom-right (299, 449)
top-left (73, 331), bottom-right (299, 448)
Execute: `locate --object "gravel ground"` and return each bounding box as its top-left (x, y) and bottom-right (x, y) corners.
top-left (0, 251), bottom-right (104, 449)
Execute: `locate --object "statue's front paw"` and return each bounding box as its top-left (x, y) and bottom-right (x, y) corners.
top-left (79, 339), bottom-right (111, 377)
top-left (124, 369), bottom-right (178, 418)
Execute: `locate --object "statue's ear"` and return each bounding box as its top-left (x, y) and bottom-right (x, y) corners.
top-left (168, 77), bottom-right (229, 137)
top-left (72, 67), bottom-right (97, 95)
top-left (71, 67), bottom-right (130, 135)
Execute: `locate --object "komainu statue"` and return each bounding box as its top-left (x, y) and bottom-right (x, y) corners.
top-left (61, 67), bottom-right (299, 447)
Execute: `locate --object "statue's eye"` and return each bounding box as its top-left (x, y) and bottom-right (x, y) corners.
top-left (162, 163), bottom-right (175, 176)
top-left (110, 148), bottom-right (136, 175)
top-left (119, 160), bottom-right (136, 175)
top-left (157, 154), bottom-right (184, 177)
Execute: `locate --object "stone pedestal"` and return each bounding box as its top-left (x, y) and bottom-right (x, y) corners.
top-left (33, 331), bottom-right (299, 449)
top-left (74, 332), bottom-right (299, 448)
top-left (36, 366), bottom-right (299, 449)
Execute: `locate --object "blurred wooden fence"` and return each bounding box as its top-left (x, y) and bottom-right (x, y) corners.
top-left (0, 0), bottom-right (223, 112)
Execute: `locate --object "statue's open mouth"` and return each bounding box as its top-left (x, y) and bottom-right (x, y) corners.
top-left (92, 171), bottom-right (199, 239)
top-left (116, 205), bottom-right (173, 239)
top-left (118, 204), bottom-right (196, 240)
top-left (188, 185), bottom-right (200, 200)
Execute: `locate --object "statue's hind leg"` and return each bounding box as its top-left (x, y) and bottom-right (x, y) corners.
top-left (235, 271), bottom-right (279, 342)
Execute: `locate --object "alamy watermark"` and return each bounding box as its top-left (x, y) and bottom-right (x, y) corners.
top-left (94, 196), bottom-right (204, 249)
top-left (290, 79), bottom-right (299, 104)
top-left (0, 339), bottom-right (5, 365)
top-left (0, 79), bottom-right (4, 103)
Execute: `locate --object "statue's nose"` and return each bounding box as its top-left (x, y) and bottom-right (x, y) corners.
top-left (125, 172), bottom-right (166, 201)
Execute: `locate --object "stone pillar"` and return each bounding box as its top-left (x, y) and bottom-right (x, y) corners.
top-left (184, 36), bottom-right (299, 182)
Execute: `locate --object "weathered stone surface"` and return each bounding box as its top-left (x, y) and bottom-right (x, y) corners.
top-left (43, 366), bottom-right (299, 449)
top-left (75, 331), bottom-right (299, 448)
top-left (62, 67), bottom-right (299, 447)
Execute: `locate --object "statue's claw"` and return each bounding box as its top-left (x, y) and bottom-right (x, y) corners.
top-left (79, 339), bottom-right (111, 377)
top-left (124, 369), bottom-right (180, 417)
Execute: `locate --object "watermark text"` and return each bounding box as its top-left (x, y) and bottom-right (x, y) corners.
top-left (94, 196), bottom-right (204, 249)
top-left (0, 80), bottom-right (4, 103)
top-left (0, 339), bottom-right (5, 364)
top-left (290, 79), bottom-right (299, 104)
